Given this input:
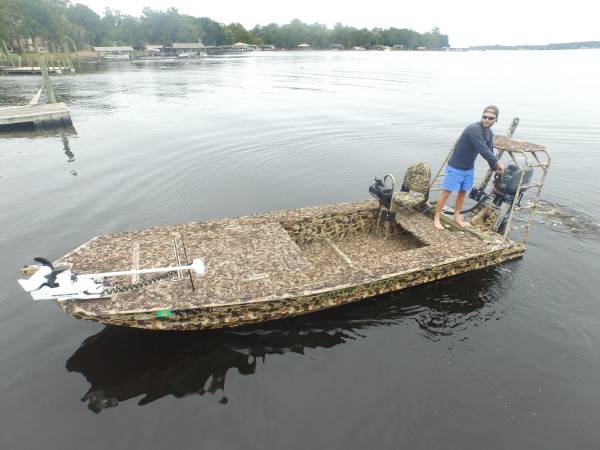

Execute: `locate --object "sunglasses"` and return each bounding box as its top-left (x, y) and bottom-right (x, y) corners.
top-left (482, 115), bottom-right (496, 121)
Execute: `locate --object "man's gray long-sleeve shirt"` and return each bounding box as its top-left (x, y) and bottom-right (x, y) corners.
top-left (448, 122), bottom-right (497, 171)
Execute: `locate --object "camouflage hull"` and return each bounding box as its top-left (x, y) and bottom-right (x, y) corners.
top-left (57, 200), bottom-right (524, 331)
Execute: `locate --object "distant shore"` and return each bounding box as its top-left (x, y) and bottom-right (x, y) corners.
top-left (468, 41), bottom-right (600, 51)
top-left (2, 43), bottom-right (599, 71)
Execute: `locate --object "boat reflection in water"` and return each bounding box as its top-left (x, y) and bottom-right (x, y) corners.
top-left (66, 266), bottom-right (514, 413)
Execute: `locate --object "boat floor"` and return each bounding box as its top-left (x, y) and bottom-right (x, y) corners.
top-left (58, 200), bottom-right (517, 316)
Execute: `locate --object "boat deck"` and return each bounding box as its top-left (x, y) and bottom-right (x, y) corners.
top-left (58, 200), bottom-right (520, 320)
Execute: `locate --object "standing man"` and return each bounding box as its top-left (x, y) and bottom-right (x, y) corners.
top-left (433, 105), bottom-right (505, 230)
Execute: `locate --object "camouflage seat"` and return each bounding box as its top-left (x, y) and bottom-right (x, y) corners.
top-left (392, 162), bottom-right (431, 209)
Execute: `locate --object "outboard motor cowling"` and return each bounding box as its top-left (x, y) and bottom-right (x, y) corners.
top-left (491, 164), bottom-right (534, 232)
top-left (494, 164), bottom-right (533, 200)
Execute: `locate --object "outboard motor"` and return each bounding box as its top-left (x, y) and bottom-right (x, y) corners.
top-left (491, 164), bottom-right (534, 232)
top-left (493, 164), bottom-right (533, 206)
top-left (369, 177), bottom-right (394, 210)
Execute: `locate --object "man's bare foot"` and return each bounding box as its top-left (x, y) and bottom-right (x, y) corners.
top-left (454, 216), bottom-right (466, 228)
top-left (433, 218), bottom-right (444, 230)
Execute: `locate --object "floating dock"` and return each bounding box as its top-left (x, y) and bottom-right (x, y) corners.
top-left (0, 102), bottom-right (71, 130)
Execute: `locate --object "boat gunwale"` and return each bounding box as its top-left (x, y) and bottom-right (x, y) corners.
top-left (60, 236), bottom-right (523, 317)
top-left (62, 241), bottom-right (525, 330)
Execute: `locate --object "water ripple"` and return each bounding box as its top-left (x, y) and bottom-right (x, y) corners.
top-left (533, 200), bottom-right (600, 238)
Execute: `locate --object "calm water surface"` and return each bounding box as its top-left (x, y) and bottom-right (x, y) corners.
top-left (1, 50), bottom-right (600, 449)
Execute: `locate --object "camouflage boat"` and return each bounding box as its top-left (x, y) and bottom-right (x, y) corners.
top-left (18, 133), bottom-right (550, 331)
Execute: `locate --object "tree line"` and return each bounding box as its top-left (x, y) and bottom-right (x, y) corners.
top-left (0, 0), bottom-right (450, 51)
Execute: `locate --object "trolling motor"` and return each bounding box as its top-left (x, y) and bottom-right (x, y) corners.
top-left (369, 174), bottom-right (396, 222)
top-left (369, 174), bottom-right (395, 209)
top-left (18, 257), bottom-right (206, 301)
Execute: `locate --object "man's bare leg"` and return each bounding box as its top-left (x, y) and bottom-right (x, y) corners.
top-left (454, 190), bottom-right (467, 227)
top-left (433, 190), bottom-right (452, 229)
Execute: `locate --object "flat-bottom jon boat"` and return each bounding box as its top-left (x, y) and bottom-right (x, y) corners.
top-left (18, 132), bottom-right (550, 331)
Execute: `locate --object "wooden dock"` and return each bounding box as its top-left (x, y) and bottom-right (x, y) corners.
top-left (0, 66), bottom-right (73, 75)
top-left (0, 103), bottom-right (71, 129)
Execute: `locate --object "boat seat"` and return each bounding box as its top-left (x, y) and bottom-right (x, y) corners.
top-left (392, 162), bottom-right (431, 209)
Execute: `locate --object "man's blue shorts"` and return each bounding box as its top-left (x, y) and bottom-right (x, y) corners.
top-left (443, 166), bottom-right (474, 192)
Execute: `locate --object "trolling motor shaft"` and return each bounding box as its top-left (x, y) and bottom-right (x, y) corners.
top-left (18, 258), bottom-right (206, 301)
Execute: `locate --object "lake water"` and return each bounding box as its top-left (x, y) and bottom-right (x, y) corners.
top-left (1, 50), bottom-right (600, 449)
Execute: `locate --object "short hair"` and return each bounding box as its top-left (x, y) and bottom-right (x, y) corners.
top-left (483, 105), bottom-right (499, 119)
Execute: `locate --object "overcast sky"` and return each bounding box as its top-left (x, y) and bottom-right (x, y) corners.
top-left (78, 0), bottom-right (599, 48)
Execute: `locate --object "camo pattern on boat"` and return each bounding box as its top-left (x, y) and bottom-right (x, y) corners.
top-left (392, 191), bottom-right (425, 208)
top-left (471, 206), bottom-right (499, 230)
top-left (392, 162), bottom-right (431, 208)
top-left (493, 136), bottom-right (546, 153)
top-left (56, 199), bottom-right (525, 331)
top-left (401, 162), bottom-right (431, 194)
top-left (63, 243), bottom-right (524, 330)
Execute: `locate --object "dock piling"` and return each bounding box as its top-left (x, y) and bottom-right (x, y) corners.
top-left (2, 40), bottom-right (15, 67)
top-left (62, 43), bottom-right (74, 70)
top-left (39, 58), bottom-right (57, 104)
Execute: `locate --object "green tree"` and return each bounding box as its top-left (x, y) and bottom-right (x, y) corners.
top-left (195, 17), bottom-right (225, 46)
top-left (0, 1), bottom-right (450, 53)
top-left (223, 22), bottom-right (256, 45)
top-left (175, 14), bottom-right (202, 43)
top-left (419, 27), bottom-right (449, 49)
top-left (65, 3), bottom-right (103, 45)
top-left (18, 0), bottom-right (65, 43)
top-left (252, 23), bottom-right (281, 47)
top-left (332, 23), bottom-right (352, 49)
top-left (0, 0), bottom-right (19, 43)
top-left (139, 7), bottom-right (180, 44)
